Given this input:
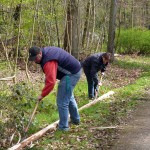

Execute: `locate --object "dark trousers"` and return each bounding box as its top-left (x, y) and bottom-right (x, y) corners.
top-left (83, 68), bottom-right (97, 98)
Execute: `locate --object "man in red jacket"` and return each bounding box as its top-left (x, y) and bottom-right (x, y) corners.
top-left (29, 46), bottom-right (81, 131)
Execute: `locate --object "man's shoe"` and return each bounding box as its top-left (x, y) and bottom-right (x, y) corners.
top-left (69, 121), bottom-right (80, 125)
top-left (89, 97), bottom-right (94, 102)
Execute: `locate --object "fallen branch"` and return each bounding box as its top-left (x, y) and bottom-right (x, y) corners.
top-left (0, 75), bottom-right (15, 81)
top-left (8, 121), bottom-right (59, 150)
top-left (90, 126), bottom-right (123, 130)
top-left (79, 91), bottom-right (115, 111)
top-left (8, 91), bottom-right (115, 150)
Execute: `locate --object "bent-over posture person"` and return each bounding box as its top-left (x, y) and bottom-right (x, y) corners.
top-left (82, 52), bottom-right (111, 100)
top-left (28, 46), bottom-right (81, 131)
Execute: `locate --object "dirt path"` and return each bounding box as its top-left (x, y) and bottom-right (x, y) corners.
top-left (111, 89), bottom-right (150, 150)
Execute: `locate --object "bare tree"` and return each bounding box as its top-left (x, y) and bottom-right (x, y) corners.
top-left (82, 0), bottom-right (90, 49)
top-left (53, 0), bottom-right (60, 47)
top-left (107, 0), bottom-right (117, 61)
top-left (63, 0), bottom-right (71, 53)
top-left (14, 1), bottom-right (22, 83)
top-left (71, 0), bottom-right (80, 58)
top-left (63, 0), bottom-right (80, 59)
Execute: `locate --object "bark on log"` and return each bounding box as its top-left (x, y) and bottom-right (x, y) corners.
top-left (8, 91), bottom-right (114, 150)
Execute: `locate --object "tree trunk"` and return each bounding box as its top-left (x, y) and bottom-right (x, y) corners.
top-left (90, 0), bottom-right (96, 46)
top-left (82, 0), bottom-right (90, 49)
top-left (107, 0), bottom-right (117, 61)
top-left (70, 0), bottom-right (80, 59)
top-left (63, 0), bottom-right (71, 53)
top-left (13, 4), bottom-right (21, 28)
top-left (53, 0), bottom-right (60, 47)
top-left (14, 1), bottom-right (22, 83)
top-left (145, 2), bottom-right (149, 28)
top-left (131, 0), bottom-right (134, 29)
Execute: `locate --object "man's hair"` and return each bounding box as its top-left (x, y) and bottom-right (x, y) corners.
top-left (28, 46), bottom-right (41, 61)
top-left (102, 52), bottom-right (111, 60)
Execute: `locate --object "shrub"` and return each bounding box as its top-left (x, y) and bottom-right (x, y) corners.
top-left (116, 28), bottom-right (150, 54)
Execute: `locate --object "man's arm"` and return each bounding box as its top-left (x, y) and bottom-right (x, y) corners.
top-left (101, 62), bottom-right (108, 73)
top-left (38, 61), bottom-right (58, 101)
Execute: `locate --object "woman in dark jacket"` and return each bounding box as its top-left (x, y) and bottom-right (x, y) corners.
top-left (82, 52), bottom-right (111, 99)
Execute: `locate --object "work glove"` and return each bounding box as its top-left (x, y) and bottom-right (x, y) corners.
top-left (98, 82), bottom-right (102, 86)
top-left (38, 95), bottom-right (43, 101)
top-left (101, 72), bottom-right (105, 76)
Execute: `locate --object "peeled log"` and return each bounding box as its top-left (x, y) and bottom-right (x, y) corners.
top-left (8, 121), bottom-right (59, 150)
top-left (8, 91), bottom-right (114, 150)
top-left (78, 91), bottom-right (114, 111)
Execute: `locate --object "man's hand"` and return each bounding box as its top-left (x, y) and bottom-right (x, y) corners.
top-left (98, 82), bottom-right (102, 86)
top-left (38, 95), bottom-right (43, 101)
top-left (101, 72), bottom-right (105, 76)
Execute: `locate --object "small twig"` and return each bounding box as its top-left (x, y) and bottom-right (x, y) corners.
top-left (0, 110), bottom-right (2, 118)
top-left (90, 126), bottom-right (123, 130)
top-left (0, 75), bottom-right (15, 81)
top-left (9, 131), bottom-right (16, 145)
top-left (17, 132), bottom-right (21, 144)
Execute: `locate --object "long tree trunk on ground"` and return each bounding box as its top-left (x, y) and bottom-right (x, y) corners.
top-left (107, 0), bottom-right (117, 61)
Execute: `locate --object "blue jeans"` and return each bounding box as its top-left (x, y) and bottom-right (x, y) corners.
top-left (83, 68), bottom-right (97, 98)
top-left (57, 69), bottom-right (81, 131)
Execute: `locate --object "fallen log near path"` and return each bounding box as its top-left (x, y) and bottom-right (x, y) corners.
top-left (8, 91), bottom-right (115, 150)
top-left (78, 91), bottom-right (114, 111)
top-left (8, 121), bottom-right (59, 150)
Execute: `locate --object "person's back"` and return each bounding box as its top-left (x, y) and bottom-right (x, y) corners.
top-left (82, 52), bottom-right (105, 69)
top-left (82, 52), bottom-right (111, 99)
top-left (40, 46), bottom-right (81, 80)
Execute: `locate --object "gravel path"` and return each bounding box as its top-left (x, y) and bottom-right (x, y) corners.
top-left (111, 89), bottom-right (150, 150)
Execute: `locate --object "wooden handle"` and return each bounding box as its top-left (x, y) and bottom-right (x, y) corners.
top-left (24, 101), bottom-right (39, 132)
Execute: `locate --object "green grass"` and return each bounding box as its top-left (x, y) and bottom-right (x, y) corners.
top-left (0, 61), bottom-right (8, 70)
top-left (114, 55), bottom-right (150, 71)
